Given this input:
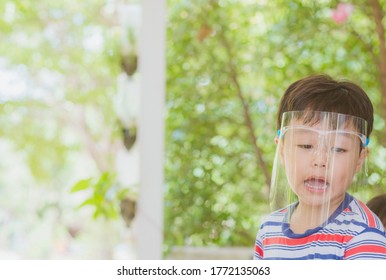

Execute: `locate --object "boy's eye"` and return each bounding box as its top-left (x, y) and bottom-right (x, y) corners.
top-left (331, 147), bottom-right (347, 153)
top-left (297, 144), bottom-right (313, 149)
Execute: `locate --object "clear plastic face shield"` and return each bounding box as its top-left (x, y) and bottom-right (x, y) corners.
top-left (270, 111), bottom-right (369, 233)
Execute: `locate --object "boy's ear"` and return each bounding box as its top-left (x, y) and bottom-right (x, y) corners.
top-left (274, 135), bottom-right (285, 164)
top-left (355, 147), bottom-right (369, 173)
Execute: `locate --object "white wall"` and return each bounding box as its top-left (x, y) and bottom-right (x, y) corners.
top-left (136, 0), bottom-right (166, 260)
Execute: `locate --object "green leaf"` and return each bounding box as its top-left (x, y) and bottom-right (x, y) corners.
top-left (70, 178), bottom-right (93, 193)
top-left (77, 197), bottom-right (97, 209)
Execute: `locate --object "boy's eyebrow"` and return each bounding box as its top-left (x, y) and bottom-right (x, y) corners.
top-left (329, 131), bottom-right (359, 142)
top-left (294, 129), bottom-right (315, 135)
top-left (286, 127), bottom-right (319, 134)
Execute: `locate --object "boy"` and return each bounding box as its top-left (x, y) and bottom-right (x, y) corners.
top-left (254, 74), bottom-right (386, 260)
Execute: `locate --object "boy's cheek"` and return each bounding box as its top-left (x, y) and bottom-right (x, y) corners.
top-left (355, 148), bottom-right (368, 173)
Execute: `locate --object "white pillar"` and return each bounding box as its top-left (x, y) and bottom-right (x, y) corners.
top-left (136, 0), bottom-right (166, 259)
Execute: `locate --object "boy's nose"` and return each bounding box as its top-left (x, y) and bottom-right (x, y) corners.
top-left (312, 143), bottom-right (328, 168)
top-left (313, 159), bottom-right (326, 168)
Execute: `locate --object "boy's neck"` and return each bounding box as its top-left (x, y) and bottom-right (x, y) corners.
top-left (289, 195), bottom-right (345, 234)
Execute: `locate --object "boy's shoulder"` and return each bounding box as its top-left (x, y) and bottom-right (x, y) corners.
top-left (334, 197), bottom-right (385, 232)
top-left (258, 206), bottom-right (289, 231)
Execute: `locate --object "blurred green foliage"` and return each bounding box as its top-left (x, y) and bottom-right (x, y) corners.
top-left (70, 172), bottom-right (129, 219)
top-left (0, 0), bottom-right (123, 220)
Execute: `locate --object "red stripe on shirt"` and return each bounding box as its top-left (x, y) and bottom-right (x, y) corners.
top-left (344, 245), bottom-right (386, 258)
top-left (357, 201), bottom-right (376, 227)
top-left (264, 233), bottom-right (352, 246)
top-left (255, 244), bottom-right (263, 258)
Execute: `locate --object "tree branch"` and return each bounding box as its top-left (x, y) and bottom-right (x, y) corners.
top-left (50, 101), bottom-right (112, 173)
top-left (218, 31), bottom-right (271, 191)
top-left (348, 28), bottom-right (378, 64)
top-left (369, 0), bottom-right (386, 145)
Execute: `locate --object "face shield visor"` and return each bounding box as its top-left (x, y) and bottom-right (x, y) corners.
top-left (270, 111), bottom-right (369, 232)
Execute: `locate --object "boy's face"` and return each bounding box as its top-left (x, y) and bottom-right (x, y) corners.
top-left (279, 119), bottom-right (367, 208)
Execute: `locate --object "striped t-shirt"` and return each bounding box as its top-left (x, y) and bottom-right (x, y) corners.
top-left (254, 193), bottom-right (386, 260)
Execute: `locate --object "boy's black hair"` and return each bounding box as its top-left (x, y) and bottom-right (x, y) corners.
top-left (277, 74), bottom-right (374, 137)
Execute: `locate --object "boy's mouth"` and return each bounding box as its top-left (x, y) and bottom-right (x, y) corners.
top-left (304, 176), bottom-right (329, 192)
